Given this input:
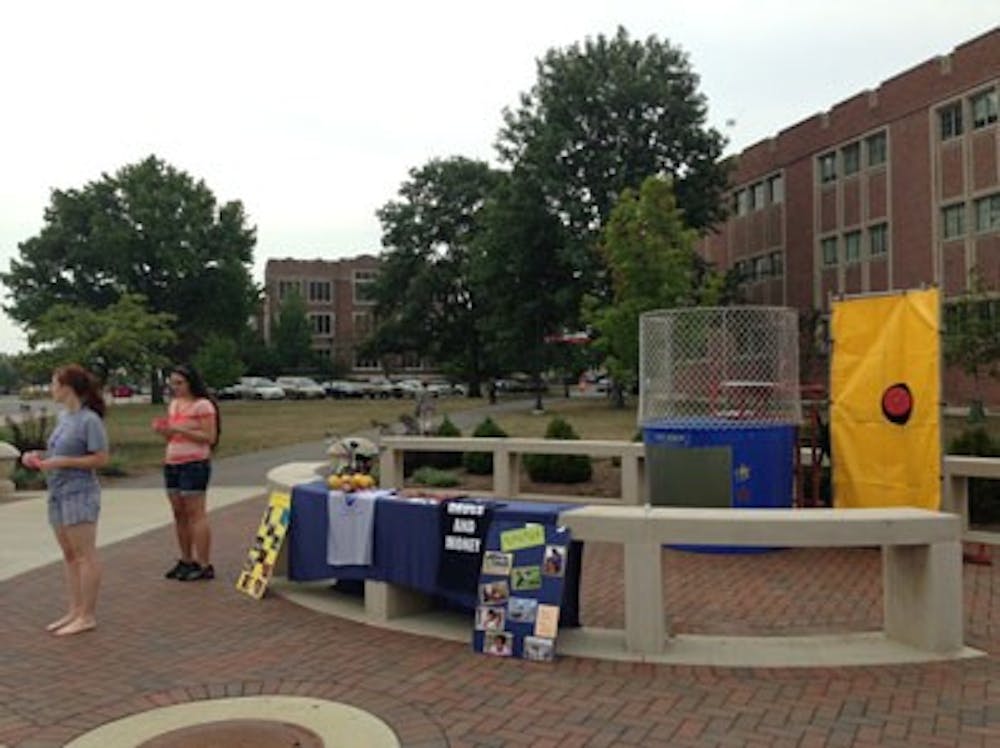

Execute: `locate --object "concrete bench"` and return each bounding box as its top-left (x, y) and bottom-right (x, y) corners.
top-left (559, 506), bottom-right (964, 657)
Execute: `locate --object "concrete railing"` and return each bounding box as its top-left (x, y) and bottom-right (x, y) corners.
top-left (943, 455), bottom-right (1000, 545)
top-left (560, 505), bottom-right (964, 657)
top-left (379, 436), bottom-right (646, 505)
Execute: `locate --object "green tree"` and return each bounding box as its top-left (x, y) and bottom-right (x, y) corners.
top-left (472, 172), bottom-right (578, 410)
top-left (271, 289), bottom-right (314, 372)
top-left (497, 27), bottom-right (729, 302)
top-left (944, 270), bottom-right (1000, 421)
top-left (193, 334), bottom-right (245, 389)
top-left (0, 355), bottom-right (19, 394)
top-left (587, 176), bottom-right (724, 406)
top-left (23, 293), bottom-right (176, 382)
top-left (2, 155), bottom-right (258, 371)
top-left (372, 157), bottom-right (505, 395)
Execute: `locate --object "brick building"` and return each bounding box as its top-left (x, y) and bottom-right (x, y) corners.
top-left (700, 27), bottom-right (1000, 404)
top-left (263, 255), bottom-right (389, 374)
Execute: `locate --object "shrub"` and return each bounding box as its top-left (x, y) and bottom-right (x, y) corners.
top-left (12, 464), bottom-right (46, 491)
top-left (524, 417), bottom-right (592, 484)
top-left (404, 415), bottom-right (463, 475)
top-left (463, 417), bottom-right (508, 475)
top-left (4, 408), bottom-right (54, 453)
top-left (411, 466), bottom-right (461, 487)
top-left (949, 427), bottom-right (1000, 525)
top-left (98, 456), bottom-right (129, 477)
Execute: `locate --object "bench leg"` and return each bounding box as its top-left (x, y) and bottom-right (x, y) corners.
top-left (883, 541), bottom-right (963, 653)
top-left (624, 542), bottom-right (665, 654)
top-left (365, 580), bottom-right (432, 621)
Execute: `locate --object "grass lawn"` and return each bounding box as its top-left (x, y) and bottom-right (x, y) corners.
top-left (6, 394), bottom-right (997, 482)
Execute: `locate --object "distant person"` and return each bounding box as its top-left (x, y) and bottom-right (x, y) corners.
top-left (153, 364), bottom-right (220, 581)
top-left (21, 364), bottom-right (110, 636)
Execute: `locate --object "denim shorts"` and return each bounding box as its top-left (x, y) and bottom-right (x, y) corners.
top-left (48, 488), bottom-right (101, 527)
top-left (164, 460), bottom-right (212, 495)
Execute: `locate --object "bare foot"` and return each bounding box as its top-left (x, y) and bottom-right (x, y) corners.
top-left (45, 613), bottom-right (76, 632)
top-left (53, 617), bottom-right (96, 636)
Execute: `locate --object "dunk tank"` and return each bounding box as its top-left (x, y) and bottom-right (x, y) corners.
top-left (640, 307), bottom-right (802, 548)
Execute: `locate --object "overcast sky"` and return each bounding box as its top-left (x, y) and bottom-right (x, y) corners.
top-left (1, 1), bottom-right (996, 354)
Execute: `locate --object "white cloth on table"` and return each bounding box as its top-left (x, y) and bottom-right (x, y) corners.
top-left (326, 490), bottom-right (378, 566)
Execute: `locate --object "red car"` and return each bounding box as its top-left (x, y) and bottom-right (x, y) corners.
top-left (110, 384), bottom-right (135, 398)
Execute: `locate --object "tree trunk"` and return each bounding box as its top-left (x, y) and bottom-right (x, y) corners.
top-left (150, 367), bottom-right (164, 405)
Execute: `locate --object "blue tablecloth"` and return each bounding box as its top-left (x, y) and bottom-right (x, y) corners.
top-left (286, 481), bottom-right (581, 624)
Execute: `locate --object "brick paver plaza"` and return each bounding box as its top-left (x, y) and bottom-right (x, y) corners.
top-left (2, 482), bottom-right (999, 746)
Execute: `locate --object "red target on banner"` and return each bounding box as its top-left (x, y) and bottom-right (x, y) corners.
top-left (881, 383), bottom-right (913, 425)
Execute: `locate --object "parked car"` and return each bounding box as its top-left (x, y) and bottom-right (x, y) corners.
top-left (276, 376), bottom-right (326, 399)
top-left (236, 377), bottom-right (285, 400)
top-left (109, 384), bottom-right (135, 398)
top-left (216, 383), bottom-right (242, 400)
top-left (323, 380), bottom-right (366, 398)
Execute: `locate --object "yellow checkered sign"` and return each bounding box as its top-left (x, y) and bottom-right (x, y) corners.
top-left (236, 491), bottom-right (291, 599)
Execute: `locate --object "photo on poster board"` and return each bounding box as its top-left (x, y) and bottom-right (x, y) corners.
top-left (523, 636), bottom-right (554, 662)
top-left (511, 565), bottom-right (542, 591)
top-left (507, 597), bottom-right (538, 624)
top-left (479, 580), bottom-right (510, 605)
top-left (476, 606), bottom-right (506, 631)
top-left (534, 604), bottom-right (560, 638)
top-left (484, 631), bottom-right (513, 657)
top-left (542, 545), bottom-right (566, 577)
top-left (482, 550), bottom-right (513, 576)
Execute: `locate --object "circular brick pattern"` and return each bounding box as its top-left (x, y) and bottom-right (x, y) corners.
top-left (137, 719), bottom-right (323, 748)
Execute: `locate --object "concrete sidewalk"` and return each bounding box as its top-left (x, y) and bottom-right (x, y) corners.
top-left (0, 486), bottom-right (261, 583)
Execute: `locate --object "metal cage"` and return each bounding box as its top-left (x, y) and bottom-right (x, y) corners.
top-left (639, 306), bottom-right (802, 427)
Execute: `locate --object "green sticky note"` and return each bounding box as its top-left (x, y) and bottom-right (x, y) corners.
top-left (500, 523), bottom-right (545, 552)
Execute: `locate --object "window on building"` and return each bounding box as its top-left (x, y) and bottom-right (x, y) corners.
top-left (353, 311), bottom-right (373, 336)
top-left (821, 237), bottom-right (838, 266)
top-left (731, 192), bottom-right (740, 215)
top-left (353, 270), bottom-right (377, 303)
top-left (737, 189), bottom-right (750, 216)
top-left (752, 182), bottom-right (766, 210)
top-left (869, 223), bottom-right (888, 256)
top-left (971, 88), bottom-right (999, 129)
top-left (866, 131), bottom-right (887, 166)
top-left (767, 174), bottom-right (784, 204)
top-left (819, 152), bottom-right (837, 183)
top-left (354, 352), bottom-right (380, 370)
top-left (942, 203), bottom-right (965, 239)
top-left (277, 280), bottom-right (301, 300)
top-left (975, 193), bottom-right (1000, 233)
top-left (307, 280), bottom-right (332, 303)
top-left (844, 231), bottom-right (861, 263)
top-left (309, 313), bottom-right (332, 335)
top-left (754, 254), bottom-right (772, 278)
top-left (939, 102), bottom-right (964, 140)
top-left (842, 142), bottom-right (860, 176)
top-left (770, 251), bottom-right (784, 276)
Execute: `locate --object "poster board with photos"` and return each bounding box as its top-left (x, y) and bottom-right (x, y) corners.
top-left (236, 490), bottom-right (291, 599)
top-left (474, 519), bottom-right (571, 662)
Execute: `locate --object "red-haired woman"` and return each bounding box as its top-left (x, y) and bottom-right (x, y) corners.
top-left (21, 364), bottom-right (110, 636)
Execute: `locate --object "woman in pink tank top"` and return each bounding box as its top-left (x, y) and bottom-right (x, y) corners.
top-left (153, 364), bottom-right (220, 582)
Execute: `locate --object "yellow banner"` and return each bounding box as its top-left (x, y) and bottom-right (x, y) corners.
top-left (830, 288), bottom-right (941, 509)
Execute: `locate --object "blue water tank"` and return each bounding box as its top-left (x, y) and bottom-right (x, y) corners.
top-left (642, 419), bottom-right (796, 552)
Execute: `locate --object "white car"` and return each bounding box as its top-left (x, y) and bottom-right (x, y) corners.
top-left (237, 377), bottom-right (286, 400)
top-left (276, 376), bottom-right (326, 399)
